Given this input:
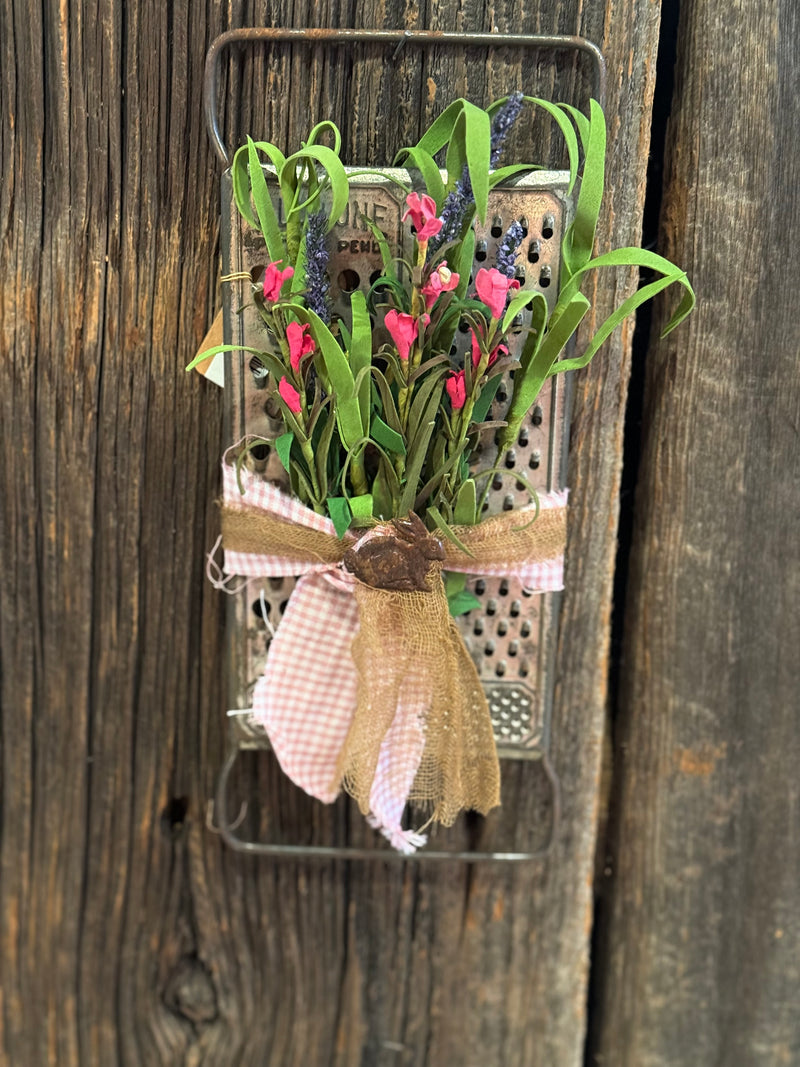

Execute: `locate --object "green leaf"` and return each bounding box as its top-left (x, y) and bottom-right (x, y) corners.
top-left (393, 147), bottom-right (446, 210)
top-left (547, 271), bottom-right (694, 377)
top-left (445, 110), bottom-right (468, 193)
top-left (501, 293), bottom-right (590, 448)
top-left (359, 215), bottom-right (398, 282)
top-left (554, 247), bottom-right (696, 335)
top-left (401, 382), bottom-right (444, 514)
top-left (314, 408), bottom-right (338, 497)
top-left (293, 465), bottom-right (318, 507)
top-left (283, 303), bottom-right (362, 449)
top-left (559, 103), bottom-right (590, 148)
top-left (502, 288), bottom-right (543, 333)
top-left (371, 415), bottom-right (406, 454)
top-left (431, 429), bottom-right (447, 475)
top-left (414, 99), bottom-right (469, 156)
top-left (338, 320), bottom-right (352, 351)
top-left (447, 590), bottom-right (482, 617)
top-left (561, 99), bottom-right (606, 280)
top-left (443, 570), bottom-right (480, 616)
top-left (349, 290), bottom-right (373, 428)
top-left (231, 145), bottom-right (259, 230)
top-left (275, 432), bottom-right (294, 474)
top-left (522, 99), bottom-right (580, 195)
top-left (427, 505), bottom-right (475, 558)
top-left (368, 274), bottom-right (408, 313)
top-left (291, 213), bottom-right (310, 296)
top-left (534, 293), bottom-right (592, 369)
top-left (185, 343), bottom-right (273, 373)
top-left (407, 367), bottom-right (448, 446)
top-left (413, 440), bottom-right (467, 512)
top-left (443, 102), bottom-right (491, 222)
top-left (444, 570), bottom-right (467, 597)
top-left (488, 164), bottom-right (542, 189)
top-left (327, 496), bottom-right (351, 539)
top-left (246, 137), bottom-right (287, 262)
top-left (461, 101), bottom-right (491, 224)
top-left (369, 367), bottom-right (403, 432)
top-left (471, 374), bottom-right (503, 424)
top-left (281, 145), bottom-right (350, 232)
top-left (455, 228), bottom-right (476, 299)
top-left (349, 494), bottom-right (373, 518)
top-left (372, 464), bottom-right (394, 520)
top-left (305, 120), bottom-right (342, 154)
top-left (408, 352), bottom-right (451, 385)
top-left (250, 348), bottom-right (288, 382)
top-left (527, 289), bottom-right (550, 344)
top-left (454, 478), bottom-right (477, 525)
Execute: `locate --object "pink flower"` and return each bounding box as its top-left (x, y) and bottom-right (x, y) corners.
top-left (278, 376), bottom-right (302, 414)
top-left (402, 193), bottom-right (443, 242)
top-left (474, 267), bottom-right (520, 320)
top-left (470, 330), bottom-right (508, 370)
top-left (286, 321), bottom-right (315, 372)
top-left (470, 330), bottom-right (483, 369)
top-left (384, 309), bottom-right (418, 361)
top-left (490, 342), bottom-right (508, 368)
top-left (446, 369), bottom-right (467, 410)
top-left (262, 262), bottom-right (294, 302)
top-left (421, 263), bottom-right (460, 310)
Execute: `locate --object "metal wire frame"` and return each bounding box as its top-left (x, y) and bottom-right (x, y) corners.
top-left (203, 26), bottom-right (602, 862)
top-left (204, 28), bottom-right (607, 166)
top-left (212, 734), bottom-right (562, 862)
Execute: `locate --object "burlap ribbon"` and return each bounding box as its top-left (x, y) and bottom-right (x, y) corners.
top-left (217, 457), bottom-right (568, 852)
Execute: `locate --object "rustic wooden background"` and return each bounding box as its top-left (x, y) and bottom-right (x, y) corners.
top-left (1, 0), bottom-right (796, 1063)
top-left (591, 0), bottom-right (800, 1063)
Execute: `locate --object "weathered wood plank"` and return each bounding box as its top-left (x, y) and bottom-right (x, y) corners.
top-left (0, 0), bottom-right (659, 1062)
top-left (592, 0), bottom-right (800, 1063)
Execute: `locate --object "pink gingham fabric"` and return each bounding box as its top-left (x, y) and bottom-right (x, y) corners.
top-left (471, 490), bottom-right (568, 594)
top-left (219, 457), bottom-right (567, 852)
top-left (222, 461), bottom-right (345, 577)
top-left (254, 570), bottom-right (360, 802)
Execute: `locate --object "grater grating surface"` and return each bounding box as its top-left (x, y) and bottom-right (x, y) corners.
top-left (221, 168), bottom-right (572, 758)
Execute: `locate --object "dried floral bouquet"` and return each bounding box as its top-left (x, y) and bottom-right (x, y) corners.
top-left (191, 95), bottom-right (693, 852)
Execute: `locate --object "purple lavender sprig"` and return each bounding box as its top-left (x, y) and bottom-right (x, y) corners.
top-left (304, 210), bottom-right (331, 323)
top-left (431, 178), bottom-right (473, 254)
top-left (428, 91), bottom-right (525, 259)
top-left (489, 91), bottom-right (524, 167)
top-left (495, 220), bottom-right (524, 278)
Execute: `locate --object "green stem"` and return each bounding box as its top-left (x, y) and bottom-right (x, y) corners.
top-left (475, 464), bottom-right (502, 515)
top-left (392, 447), bottom-right (406, 490)
top-left (298, 436), bottom-right (325, 514)
top-left (285, 175), bottom-right (304, 262)
top-left (349, 450), bottom-right (369, 498)
top-left (441, 404), bottom-right (471, 508)
top-left (396, 241), bottom-right (429, 431)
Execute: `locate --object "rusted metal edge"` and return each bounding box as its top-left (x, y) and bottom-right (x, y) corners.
top-left (204, 28), bottom-right (607, 165)
top-left (212, 736), bottom-right (561, 862)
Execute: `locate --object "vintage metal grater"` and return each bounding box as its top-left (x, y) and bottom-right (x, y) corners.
top-left (204, 28), bottom-right (606, 859)
top-left (220, 167), bottom-right (572, 762)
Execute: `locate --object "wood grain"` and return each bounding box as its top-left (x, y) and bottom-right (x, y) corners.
top-left (591, 0), bottom-right (800, 1063)
top-left (0, 0), bottom-right (658, 1062)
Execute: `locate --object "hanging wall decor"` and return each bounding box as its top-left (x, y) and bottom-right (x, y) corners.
top-left (193, 30), bottom-right (694, 856)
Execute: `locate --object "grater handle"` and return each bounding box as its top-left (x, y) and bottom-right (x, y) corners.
top-left (210, 733), bottom-right (561, 863)
top-left (204, 27), bottom-right (606, 167)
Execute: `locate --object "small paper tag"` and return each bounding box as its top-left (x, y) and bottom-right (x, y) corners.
top-left (192, 309), bottom-right (224, 387)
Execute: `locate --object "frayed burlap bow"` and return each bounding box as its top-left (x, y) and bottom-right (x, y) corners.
top-left (215, 457), bottom-right (567, 853)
